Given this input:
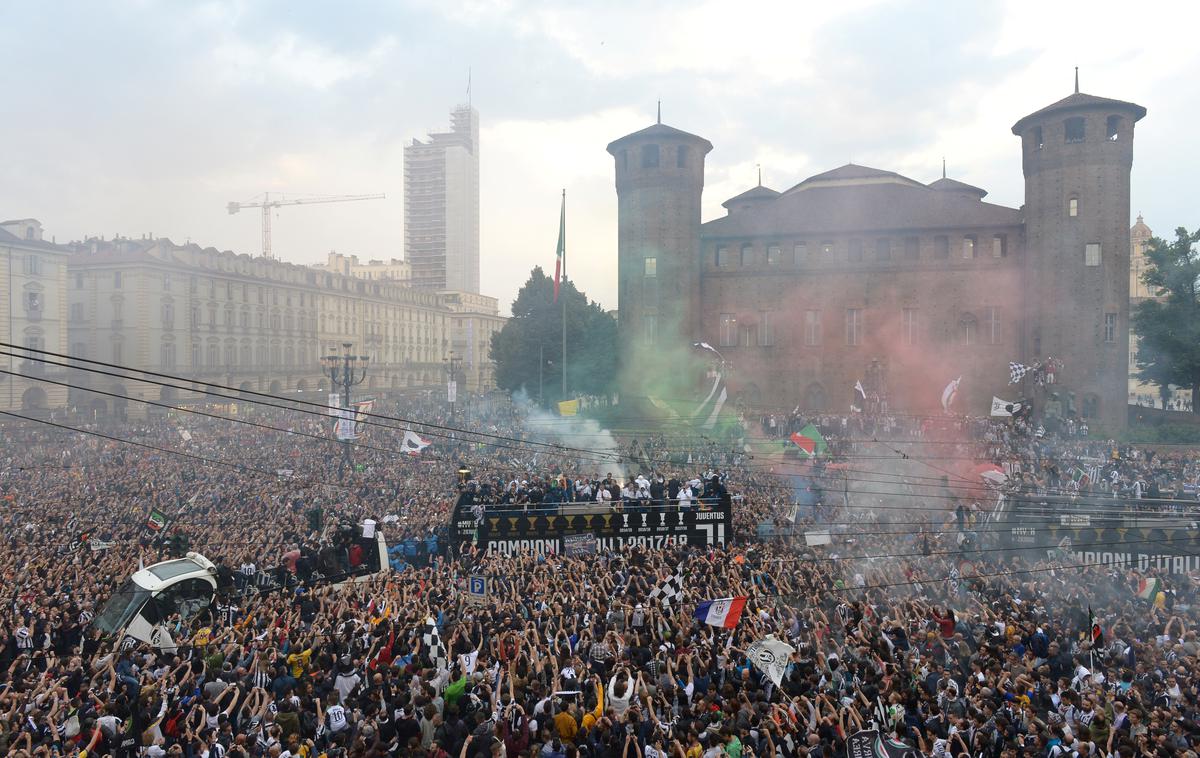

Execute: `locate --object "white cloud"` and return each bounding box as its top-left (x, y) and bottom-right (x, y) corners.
top-left (210, 31), bottom-right (397, 90)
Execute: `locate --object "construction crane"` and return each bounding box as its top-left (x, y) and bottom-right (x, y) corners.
top-left (226, 192), bottom-right (385, 259)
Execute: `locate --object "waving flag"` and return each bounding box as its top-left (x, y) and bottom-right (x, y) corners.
top-left (553, 190), bottom-right (566, 303)
top-left (693, 596), bottom-right (747, 629)
top-left (691, 342), bottom-right (728, 429)
top-left (401, 431), bottom-right (432, 455)
top-left (1009, 362), bottom-right (1028, 384)
top-left (789, 423), bottom-right (827, 458)
top-left (1088, 606), bottom-right (1104, 645)
top-left (746, 636), bottom-right (795, 686)
top-left (941, 377), bottom-right (961, 413)
top-left (1136, 577), bottom-right (1162, 601)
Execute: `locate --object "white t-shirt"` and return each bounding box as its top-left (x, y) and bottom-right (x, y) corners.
top-left (327, 704), bottom-right (349, 733)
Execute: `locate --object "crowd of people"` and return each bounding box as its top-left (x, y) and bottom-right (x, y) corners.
top-left (0, 391), bottom-right (1198, 757)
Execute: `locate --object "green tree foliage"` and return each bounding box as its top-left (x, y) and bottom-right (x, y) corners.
top-left (1133, 226), bottom-right (1200, 413)
top-left (490, 267), bottom-right (616, 402)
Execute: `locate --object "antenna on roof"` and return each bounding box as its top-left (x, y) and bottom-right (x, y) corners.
top-left (1074, 66), bottom-right (1079, 94)
top-left (467, 67), bottom-right (472, 106)
top-left (656, 100), bottom-right (661, 124)
top-left (757, 164), bottom-right (762, 187)
top-left (942, 157), bottom-right (946, 179)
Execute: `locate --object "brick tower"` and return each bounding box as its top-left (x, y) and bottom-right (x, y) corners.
top-left (1013, 79), bottom-right (1146, 430)
top-left (607, 115), bottom-right (712, 399)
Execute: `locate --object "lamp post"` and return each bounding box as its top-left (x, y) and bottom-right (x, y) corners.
top-left (321, 342), bottom-right (368, 481)
top-left (444, 350), bottom-right (461, 421)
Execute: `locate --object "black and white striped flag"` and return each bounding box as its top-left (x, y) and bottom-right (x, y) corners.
top-left (648, 572), bottom-right (684, 608)
top-left (1009, 362), bottom-right (1028, 384)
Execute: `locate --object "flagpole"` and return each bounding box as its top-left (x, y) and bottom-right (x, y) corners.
top-left (561, 188), bottom-right (567, 403)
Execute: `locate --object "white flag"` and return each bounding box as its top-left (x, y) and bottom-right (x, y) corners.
top-left (990, 397), bottom-right (1022, 417)
top-left (854, 380), bottom-right (867, 399)
top-left (941, 377), bottom-right (961, 413)
top-left (401, 430), bottom-right (432, 455)
top-left (746, 636), bottom-right (795, 686)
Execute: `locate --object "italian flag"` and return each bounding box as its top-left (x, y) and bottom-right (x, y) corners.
top-left (553, 190), bottom-right (565, 303)
top-left (693, 596), bottom-right (748, 629)
top-left (789, 423), bottom-right (827, 458)
top-left (1136, 577), bottom-right (1162, 601)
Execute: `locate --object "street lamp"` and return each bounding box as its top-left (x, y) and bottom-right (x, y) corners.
top-left (321, 342), bottom-right (369, 480)
top-left (444, 350), bottom-right (461, 421)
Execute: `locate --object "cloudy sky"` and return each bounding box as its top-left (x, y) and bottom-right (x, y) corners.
top-left (2, 0), bottom-right (1197, 314)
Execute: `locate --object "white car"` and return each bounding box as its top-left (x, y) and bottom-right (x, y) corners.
top-left (93, 552), bottom-right (218, 653)
top-left (94, 525), bottom-right (391, 652)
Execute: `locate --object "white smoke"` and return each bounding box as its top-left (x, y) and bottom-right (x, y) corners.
top-left (511, 390), bottom-right (627, 480)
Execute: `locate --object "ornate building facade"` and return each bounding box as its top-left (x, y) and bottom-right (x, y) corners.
top-left (610, 88), bottom-right (1147, 431)
top-left (0, 219), bottom-right (70, 413)
top-left (65, 236), bottom-right (458, 417)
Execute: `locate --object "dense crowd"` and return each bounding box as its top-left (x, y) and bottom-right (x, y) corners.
top-left (0, 394), bottom-right (1198, 758)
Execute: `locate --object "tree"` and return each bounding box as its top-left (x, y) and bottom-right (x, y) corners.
top-left (490, 267), bottom-right (616, 403)
top-left (1132, 226), bottom-right (1200, 413)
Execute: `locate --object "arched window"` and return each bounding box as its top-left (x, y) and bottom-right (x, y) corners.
top-left (959, 313), bottom-right (978, 346)
top-left (1082, 394), bottom-right (1100, 419)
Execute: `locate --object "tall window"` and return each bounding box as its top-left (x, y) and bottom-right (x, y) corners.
top-left (766, 245), bottom-right (781, 265)
top-left (848, 239), bottom-right (863, 262)
top-left (716, 247), bottom-right (729, 267)
top-left (1085, 243), bottom-right (1101, 267)
top-left (24, 291), bottom-right (42, 316)
top-left (875, 237), bottom-right (891, 261)
top-left (902, 308), bottom-right (918, 345)
top-left (1065, 117), bottom-right (1085, 143)
top-left (845, 308), bottom-right (862, 347)
top-left (740, 244), bottom-right (753, 266)
top-left (992, 235), bottom-right (1006, 258)
top-left (24, 255), bottom-right (42, 275)
top-left (719, 314), bottom-right (737, 347)
top-left (643, 314), bottom-right (657, 345)
top-left (643, 257), bottom-right (656, 278)
top-left (1032, 126), bottom-right (1044, 150)
top-left (70, 303), bottom-right (83, 322)
top-left (1104, 313), bottom-right (1117, 343)
top-left (641, 144), bottom-right (660, 168)
top-left (112, 301), bottom-right (123, 323)
top-left (903, 237), bottom-right (919, 261)
top-left (75, 273), bottom-right (84, 289)
top-left (114, 271), bottom-right (123, 289)
top-left (676, 145), bottom-right (689, 167)
top-left (163, 274), bottom-right (171, 292)
top-left (959, 313), bottom-right (977, 345)
top-left (804, 310), bottom-right (821, 346)
top-left (962, 236), bottom-right (976, 260)
top-left (1068, 197), bottom-right (1079, 217)
top-left (758, 311), bottom-right (775, 346)
top-left (112, 340), bottom-right (123, 364)
top-left (160, 342), bottom-right (176, 369)
top-left (985, 307), bottom-right (1001, 344)
top-left (934, 236), bottom-right (949, 259)
top-left (1106, 115), bottom-right (1122, 141)
top-left (162, 302), bottom-right (174, 329)
top-left (739, 323), bottom-right (756, 348)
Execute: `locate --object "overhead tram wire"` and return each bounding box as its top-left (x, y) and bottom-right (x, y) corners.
top-left (0, 342), bottom-right (660, 465)
top-left (4, 365), bottom-right (1187, 518)
top-left (5, 348), bottom-right (1188, 507)
top-left (0, 348), bottom-right (1010, 493)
